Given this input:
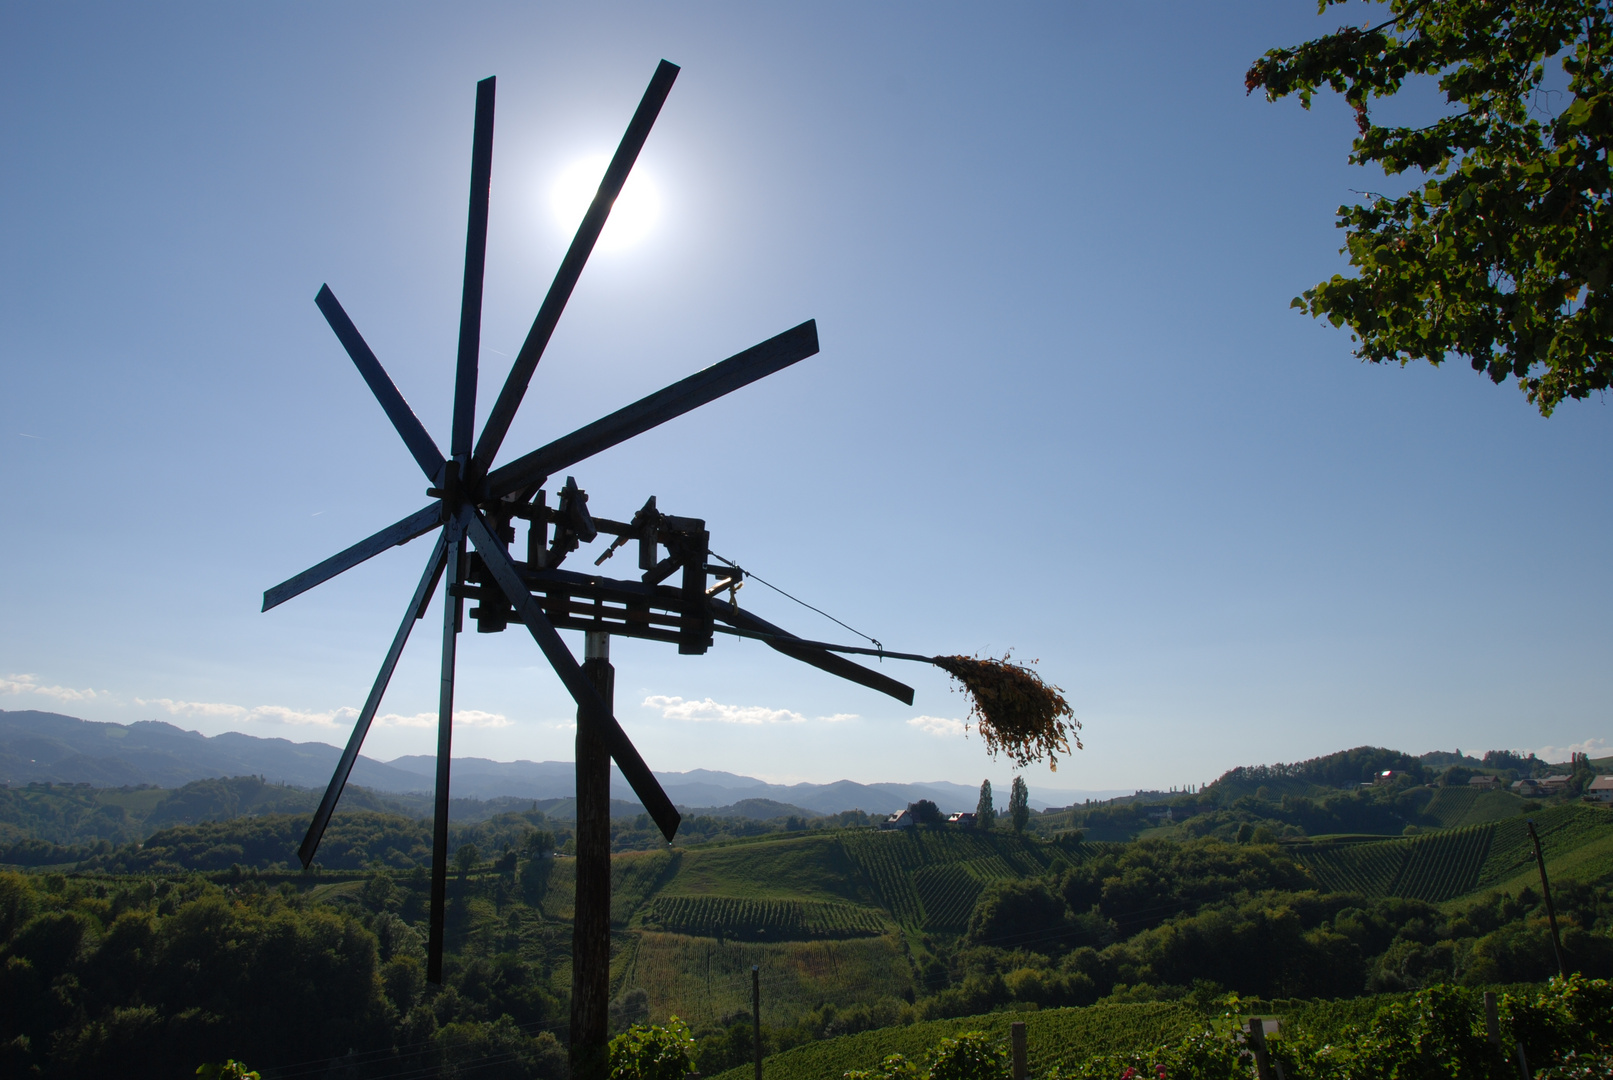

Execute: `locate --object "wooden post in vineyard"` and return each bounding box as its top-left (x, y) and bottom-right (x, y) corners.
top-left (1248, 1018), bottom-right (1273, 1080)
top-left (752, 964), bottom-right (762, 1080)
top-left (1009, 1020), bottom-right (1027, 1080)
top-left (1526, 820), bottom-right (1567, 977)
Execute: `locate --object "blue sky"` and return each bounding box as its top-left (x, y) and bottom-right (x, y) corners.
top-left (3, 2), bottom-right (1609, 798)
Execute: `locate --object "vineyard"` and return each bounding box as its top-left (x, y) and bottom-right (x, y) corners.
top-left (1478, 803), bottom-right (1613, 890)
top-left (1301, 838), bottom-right (1410, 896)
top-left (1420, 786), bottom-right (1479, 829)
top-left (619, 931), bottom-right (910, 1028)
top-left (1392, 824), bottom-right (1492, 901)
top-left (641, 896), bottom-right (886, 940)
top-left (910, 864), bottom-right (990, 931)
top-left (1297, 803), bottom-right (1612, 902)
top-left (705, 1001), bottom-right (1204, 1080)
top-left (836, 830), bottom-right (1090, 929)
top-left (1299, 825), bottom-right (1489, 901)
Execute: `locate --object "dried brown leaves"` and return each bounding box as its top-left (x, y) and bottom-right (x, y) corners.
top-left (932, 653), bottom-right (1082, 771)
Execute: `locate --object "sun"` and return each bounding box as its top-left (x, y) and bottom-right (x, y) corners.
top-left (550, 154), bottom-right (660, 251)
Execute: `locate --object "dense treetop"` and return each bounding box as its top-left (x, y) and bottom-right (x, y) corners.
top-left (1249, 0), bottom-right (1613, 414)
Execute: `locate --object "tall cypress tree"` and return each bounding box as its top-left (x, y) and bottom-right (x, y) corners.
top-left (975, 780), bottom-right (997, 830)
top-left (1009, 776), bottom-right (1030, 835)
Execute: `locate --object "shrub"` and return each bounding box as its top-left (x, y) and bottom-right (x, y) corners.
top-left (927, 1032), bottom-right (1008, 1080)
top-left (608, 1016), bottom-right (697, 1080)
top-left (845, 1032), bottom-right (1005, 1080)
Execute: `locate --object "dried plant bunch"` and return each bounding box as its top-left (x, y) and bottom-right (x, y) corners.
top-left (932, 653), bottom-right (1081, 771)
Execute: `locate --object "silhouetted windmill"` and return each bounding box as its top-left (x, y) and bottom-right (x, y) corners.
top-left (262, 62), bottom-right (914, 1073)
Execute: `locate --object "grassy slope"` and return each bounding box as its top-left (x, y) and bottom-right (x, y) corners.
top-left (707, 1002), bottom-right (1204, 1080)
top-left (620, 931), bottom-right (912, 1029)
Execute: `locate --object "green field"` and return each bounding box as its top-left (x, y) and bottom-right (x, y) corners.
top-left (706, 1001), bottom-right (1204, 1080)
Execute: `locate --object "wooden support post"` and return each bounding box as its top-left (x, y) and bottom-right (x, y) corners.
top-left (427, 530), bottom-right (463, 984)
top-left (1009, 1020), bottom-right (1026, 1080)
top-left (752, 964), bottom-right (762, 1080)
top-left (1526, 820), bottom-right (1567, 977)
top-left (678, 522), bottom-right (711, 655)
top-left (571, 630), bottom-right (613, 1080)
top-left (1248, 1018), bottom-right (1273, 1080)
top-left (528, 490), bottom-right (548, 569)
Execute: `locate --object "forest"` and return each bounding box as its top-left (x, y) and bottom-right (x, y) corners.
top-left (1, 744), bottom-right (1610, 1078)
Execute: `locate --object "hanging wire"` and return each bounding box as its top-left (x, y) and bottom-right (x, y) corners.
top-left (709, 552), bottom-right (884, 653)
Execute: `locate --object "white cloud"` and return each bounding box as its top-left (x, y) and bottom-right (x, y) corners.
top-left (139, 698), bottom-right (352, 728)
top-left (3, 673), bottom-right (103, 702)
top-left (138, 697), bottom-right (246, 719)
top-left (821, 713), bottom-right (859, 724)
top-left (908, 715), bottom-right (969, 738)
top-left (377, 711), bottom-right (437, 729)
top-left (643, 695), bottom-right (807, 725)
top-left (456, 709), bottom-right (512, 728)
top-left (1534, 737), bottom-right (1609, 761)
top-left (138, 698), bottom-right (508, 730)
top-left (252, 705), bottom-right (358, 728)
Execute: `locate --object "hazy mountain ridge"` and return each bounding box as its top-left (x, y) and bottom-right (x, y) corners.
top-left (0, 710), bottom-right (1121, 814)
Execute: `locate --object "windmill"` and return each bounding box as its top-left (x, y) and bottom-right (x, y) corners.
top-left (262, 61), bottom-right (916, 1071)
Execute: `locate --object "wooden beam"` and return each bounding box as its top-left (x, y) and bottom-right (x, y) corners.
top-left (481, 320), bottom-right (819, 502)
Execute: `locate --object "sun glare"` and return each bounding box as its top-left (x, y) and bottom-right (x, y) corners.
top-left (549, 155), bottom-right (660, 251)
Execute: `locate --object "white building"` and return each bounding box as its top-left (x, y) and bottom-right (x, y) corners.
top-left (1588, 775), bottom-right (1613, 803)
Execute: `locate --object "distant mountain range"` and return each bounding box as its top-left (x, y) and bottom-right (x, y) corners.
top-left (0, 710), bottom-right (1125, 814)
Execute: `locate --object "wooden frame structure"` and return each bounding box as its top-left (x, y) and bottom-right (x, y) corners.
top-left (261, 62), bottom-right (913, 1078)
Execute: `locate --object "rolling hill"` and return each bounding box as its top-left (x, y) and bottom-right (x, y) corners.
top-left (0, 709), bottom-right (1116, 811)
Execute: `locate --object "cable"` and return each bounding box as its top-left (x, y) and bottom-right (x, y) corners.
top-left (710, 552), bottom-right (884, 653)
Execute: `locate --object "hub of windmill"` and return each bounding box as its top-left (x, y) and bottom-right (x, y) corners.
top-left (458, 480), bottom-right (731, 656)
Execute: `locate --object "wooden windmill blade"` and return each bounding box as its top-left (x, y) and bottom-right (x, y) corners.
top-left (313, 285), bottom-right (448, 484)
top-left (453, 76), bottom-right (497, 462)
top-left (261, 503), bottom-right (440, 612)
top-left (707, 596), bottom-right (916, 705)
top-left (470, 60), bottom-right (681, 484)
top-left (483, 321), bottom-right (821, 501)
top-left (418, 73), bottom-right (498, 983)
top-left (297, 530), bottom-right (448, 868)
